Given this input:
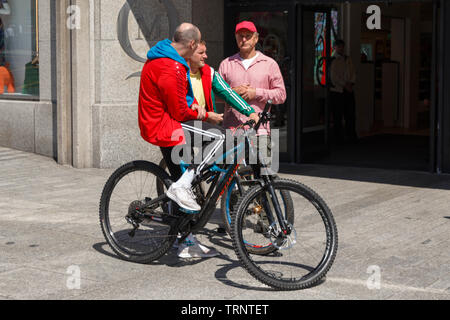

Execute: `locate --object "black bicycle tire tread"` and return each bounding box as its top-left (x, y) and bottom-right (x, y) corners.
top-left (230, 178), bottom-right (338, 290)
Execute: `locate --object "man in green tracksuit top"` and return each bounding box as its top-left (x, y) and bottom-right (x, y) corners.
top-left (188, 40), bottom-right (259, 125)
top-left (175, 40), bottom-right (259, 259)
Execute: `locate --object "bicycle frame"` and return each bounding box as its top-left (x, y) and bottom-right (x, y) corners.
top-left (188, 139), bottom-right (248, 233)
top-left (140, 101), bottom-right (290, 237)
top-left (137, 130), bottom-right (247, 234)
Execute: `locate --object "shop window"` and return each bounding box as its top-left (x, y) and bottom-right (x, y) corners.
top-left (331, 9), bottom-right (339, 54)
top-left (314, 12), bottom-right (327, 86)
top-left (0, 0), bottom-right (39, 99)
top-left (314, 9), bottom-right (339, 86)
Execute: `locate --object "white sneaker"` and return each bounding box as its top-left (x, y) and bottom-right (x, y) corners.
top-left (177, 234), bottom-right (220, 259)
top-left (166, 184), bottom-right (201, 212)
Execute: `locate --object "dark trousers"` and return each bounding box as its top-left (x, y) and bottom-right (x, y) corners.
top-left (160, 146), bottom-right (183, 181)
top-left (160, 120), bottom-right (226, 181)
top-left (331, 90), bottom-right (357, 142)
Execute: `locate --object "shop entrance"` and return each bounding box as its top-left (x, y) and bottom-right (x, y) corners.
top-left (300, 1), bottom-right (439, 172)
top-left (225, 0), bottom-right (440, 172)
top-left (298, 6), bottom-right (339, 161)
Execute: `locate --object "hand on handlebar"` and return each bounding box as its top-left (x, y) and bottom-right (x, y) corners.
top-left (248, 112), bottom-right (260, 125)
top-left (242, 101), bottom-right (273, 129)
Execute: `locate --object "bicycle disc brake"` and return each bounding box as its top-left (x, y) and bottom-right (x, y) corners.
top-left (268, 221), bottom-right (297, 250)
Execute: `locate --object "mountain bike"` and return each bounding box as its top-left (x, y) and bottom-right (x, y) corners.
top-left (99, 102), bottom-right (338, 290)
top-left (158, 134), bottom-right (293, 249)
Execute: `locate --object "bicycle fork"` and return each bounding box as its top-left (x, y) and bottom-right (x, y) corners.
top-left (260, 180), bottom-right (289, 236)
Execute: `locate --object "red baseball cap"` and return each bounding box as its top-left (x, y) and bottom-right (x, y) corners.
top-left (235, 21), bottom-right (257, 34)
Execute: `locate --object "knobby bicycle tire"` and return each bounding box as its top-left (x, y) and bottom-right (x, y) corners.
top-left (231, 179), bottom-right (338, 290)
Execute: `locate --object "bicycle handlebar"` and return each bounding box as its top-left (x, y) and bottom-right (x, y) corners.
top-left (240, 100), bottom-right (273, 131)
top-left (246, 120), bottom-right (256, 127)
top-left (253, 100), bottom-right (272, 132)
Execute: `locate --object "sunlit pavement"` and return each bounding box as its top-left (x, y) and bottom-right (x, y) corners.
top-left (0, 146), bottom-right (449, 300)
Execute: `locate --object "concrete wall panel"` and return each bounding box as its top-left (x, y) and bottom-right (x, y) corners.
top-left (35, 102), bottom-right (55, 158)
top-left (0, 102), bottom-right (36, 153)
top-left (92, 103), bottom-right (161, 168)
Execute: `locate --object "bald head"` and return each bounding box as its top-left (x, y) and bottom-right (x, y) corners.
top-left (171, 22), bottom-right (201, 60)
top-left (173, 23), bottom-right (201, 46)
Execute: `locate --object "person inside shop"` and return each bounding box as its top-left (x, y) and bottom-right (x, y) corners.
top-left (329, 39), bottom-right (358, 144)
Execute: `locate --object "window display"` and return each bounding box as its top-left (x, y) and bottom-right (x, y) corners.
top-left (0, 0), bottom-right (39, 98)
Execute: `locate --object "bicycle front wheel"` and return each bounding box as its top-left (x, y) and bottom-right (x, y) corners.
top-left (231, 179), bottom-right (338, 290)
top-left (99, 161), bottom-right (177, 264)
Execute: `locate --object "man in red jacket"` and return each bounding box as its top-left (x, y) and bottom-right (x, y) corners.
top-left (138, 23), bottom-right (207, 212)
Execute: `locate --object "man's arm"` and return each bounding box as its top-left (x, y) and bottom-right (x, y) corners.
top-left (158, 67), bottom-right (199, 122)
top-left (253, 62), bottom-right (286, 105)
top-left (212, 71), bottom-right (255, 116)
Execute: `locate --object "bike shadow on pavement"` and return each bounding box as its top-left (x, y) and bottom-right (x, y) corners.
top-left (212, 256), bottom-right (326, 291)
top-left (171, 229), bottom-right (279, 291)
top-left (91, 228), bottom-right (234, 268)
top-left (93, 230), bottom-right (325, 291)
top-left (190, 230), bottom-right (327, 291)
top-left (203, 229), bottom-right (327, 291)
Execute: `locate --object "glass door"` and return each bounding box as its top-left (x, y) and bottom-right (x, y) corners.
top-left (298, 6), bottom-right (338, 161)
top-left (224, 3), bottom-right (296, 163)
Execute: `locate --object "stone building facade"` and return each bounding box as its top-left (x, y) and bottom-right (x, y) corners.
top-left (1, 0), bottom-right (450, 174)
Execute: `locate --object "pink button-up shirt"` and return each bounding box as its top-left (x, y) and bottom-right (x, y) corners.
top-left (218, 51), bottom-right (286, 135)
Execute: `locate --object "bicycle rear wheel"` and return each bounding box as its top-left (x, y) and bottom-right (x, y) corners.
top-left (231, 179), bottom-right (338, 290)
top-left (99, 161), bottom-right (177, 264)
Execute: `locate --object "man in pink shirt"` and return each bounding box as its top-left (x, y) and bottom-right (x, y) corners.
top-left (219, 21), bottom-right (286, 168)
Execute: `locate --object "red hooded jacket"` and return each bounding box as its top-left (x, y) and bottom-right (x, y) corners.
top-left (138, 58), bottom-right (200, 147)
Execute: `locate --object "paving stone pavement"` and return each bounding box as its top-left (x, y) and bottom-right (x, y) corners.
top-left (0, 146), bottom-right (450, 300)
